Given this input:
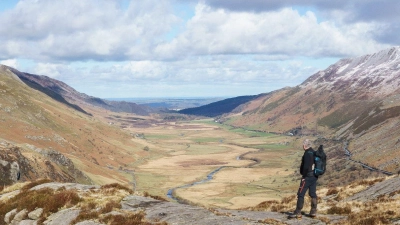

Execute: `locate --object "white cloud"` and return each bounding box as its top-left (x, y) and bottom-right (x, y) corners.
top-left (0, 59), bottom-right (18, 68)
top-left (32, 63), bottom-right (69, 78)
top-left (0, 0), bottom-right (178, 61)
top-left (0, 0), bottom-right (390, 62)
top-left (157, 4), bottom-right (388, 59)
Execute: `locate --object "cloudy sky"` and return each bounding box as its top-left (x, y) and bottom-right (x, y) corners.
top-left (0, 0), bottom-right (398, 98)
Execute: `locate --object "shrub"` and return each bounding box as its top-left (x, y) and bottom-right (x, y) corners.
top-left (45, 190), bottom-right (81, 213)
top-left (326, 188), bottom-right (339, 196)
top-left (256, 200), bottom-right (279, 209)
top-left (271, 204), bottom-right (285, 212)
top-left (327, 205), bottom-right (352, 215)
top-left (356, 178), bottom-right (385, 186)
top-left (144, 191), bottom-right (167, 202)
top-left (99, 201), bottom-right (121, 214)
top-left (101, 183), bottom-right (133, 194)
top-left (280, 195), bottom-right (296, 204)
top-left (21, 178), bottom-right (52, 191)
top-left (72, 211), bottom-right (101, 224)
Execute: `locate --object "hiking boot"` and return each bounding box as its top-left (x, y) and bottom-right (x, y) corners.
top-left (289, 212), bottom-right (302, 219)
top-left (289, 197), bottom-right (304, 219)
top-left (309, 198), bottom-right (317, 217)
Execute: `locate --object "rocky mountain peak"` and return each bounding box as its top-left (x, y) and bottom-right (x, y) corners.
top-left (301, 46), bottom-right (400, 98)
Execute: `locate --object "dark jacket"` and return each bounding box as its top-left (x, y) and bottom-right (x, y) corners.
top-left (300, 148), bottom-right (315, 177)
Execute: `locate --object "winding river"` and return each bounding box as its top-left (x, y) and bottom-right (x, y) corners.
top-left (166, 151), bottom-right (259, 202)
top-left (167, 166), bottom-right (227, 202)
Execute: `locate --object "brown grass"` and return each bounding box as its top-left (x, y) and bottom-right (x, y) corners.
top-left (73, 210), bottom-right (168, 225)
top-left (350, 177), bottom-right (385, 188)
top-left (327, 205), bottom-right (352, 215)
top-left (143, 191), bottom-right (168, 201)
top-left (341, 212), bottom-right (392, 225)
top-left (20, 178), bottom-right (52, 191)
top-left (99, 200), bottom-right (121, 214)
top-left (326, 188), bottom-right (339, 196)
top-left (0, 186), bottom-right (81, 225)
top-left (101, 211), bottom-right (168, 225)
top-left (250, 195), bottom-right (300, 212)
top-left (258, 218), bottom-right (288, 225)
top-left (101, 183), bottom-right (133, 194)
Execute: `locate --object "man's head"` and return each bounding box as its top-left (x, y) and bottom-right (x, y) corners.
top-left (303, 139), bottom-right (312, 150)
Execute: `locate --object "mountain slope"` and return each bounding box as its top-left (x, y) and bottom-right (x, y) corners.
top-left (0, 65), bottom-right (146, 186)
top-left (223, 46), bottom-right (400, 172)
top-left (10, 68), bottom-right (153, 116)
top-left (302, 46), bottom-right (400, 98)
top-left (178, 94), bottom-right (266, 117)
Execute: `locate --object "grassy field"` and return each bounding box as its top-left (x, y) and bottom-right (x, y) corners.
top-left (126, 119), bottom-right (302, 209)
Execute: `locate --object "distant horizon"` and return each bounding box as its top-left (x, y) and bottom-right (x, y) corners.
top-left (106, 96), bottom-right (237, 100)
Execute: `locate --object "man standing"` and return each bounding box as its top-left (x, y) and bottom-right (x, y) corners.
top-left (289, 139), bottom-right (318, 218)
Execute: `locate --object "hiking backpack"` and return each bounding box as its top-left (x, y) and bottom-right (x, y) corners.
top-left (314, 145), bottom-right (327, 176)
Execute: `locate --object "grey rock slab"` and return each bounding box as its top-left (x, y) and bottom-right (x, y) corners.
top-left (393, 219), bottom-right (400, 224)
top-left (12, 209), bottom-right (28, 223)
top-left (30, 182), bottom-right (99, 191)
top-left (145, 202), bottom-right (255, 225)
top-left (43, 208), bottom-right (80, 225)
top-left (121, 195), bottom-right (163, 210)
top-left (121, 195), bottom-right (346, 225)
top-left (346, 176), bottom-right (400, 201)
top-left (28, 208), bottom-right (43, 220)
top-left (122, 196), bottom-right (252, 225)
top-left (5, 208), bottom-right (18, 223)
top-left (212, 209), bottom-right (331, 225)
top-left (17, 220), bottom-right (37, 225)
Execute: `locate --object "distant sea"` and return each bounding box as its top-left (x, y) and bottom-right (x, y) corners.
top-left (106, 97), bottom-right (229, 110)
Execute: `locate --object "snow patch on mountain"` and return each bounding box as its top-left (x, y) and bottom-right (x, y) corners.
top-left (302, 46), bottom-right (400, 97)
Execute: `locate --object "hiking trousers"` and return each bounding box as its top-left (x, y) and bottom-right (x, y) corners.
top-left (294, 176), bottom-right (318, 213)
top-left (298, 176), bottom-right (317, 198)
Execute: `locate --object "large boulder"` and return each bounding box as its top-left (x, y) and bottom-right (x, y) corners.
top-left (0, 143), bottom-right (23, 186)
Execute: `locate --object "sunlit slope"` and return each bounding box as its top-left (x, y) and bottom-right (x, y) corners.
top-left (0, 65), bottom-right (146, 185)
top-left (223, 47), bottom-right (400, 173)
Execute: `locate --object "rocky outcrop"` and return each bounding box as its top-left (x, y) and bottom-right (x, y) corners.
top-left (29, 182), bottom-right (99, 191)
top-left (30, 147), bottom-right (93, 185)
top-left (43, 208), bottom-right (81, 225)
top-left (346, 176), bottom-right (400, 201)
top-left (1, 182), bottom-right (346, 225)
top-left (121, 196), bottom-right (345, 225)
top-left (1, 141), bottom-right (93, 186)
top-left (0, 143), bottom-right (26, 186)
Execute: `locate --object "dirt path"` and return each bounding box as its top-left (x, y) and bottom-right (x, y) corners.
top-left (344, 141), bottom-right (394, 175)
